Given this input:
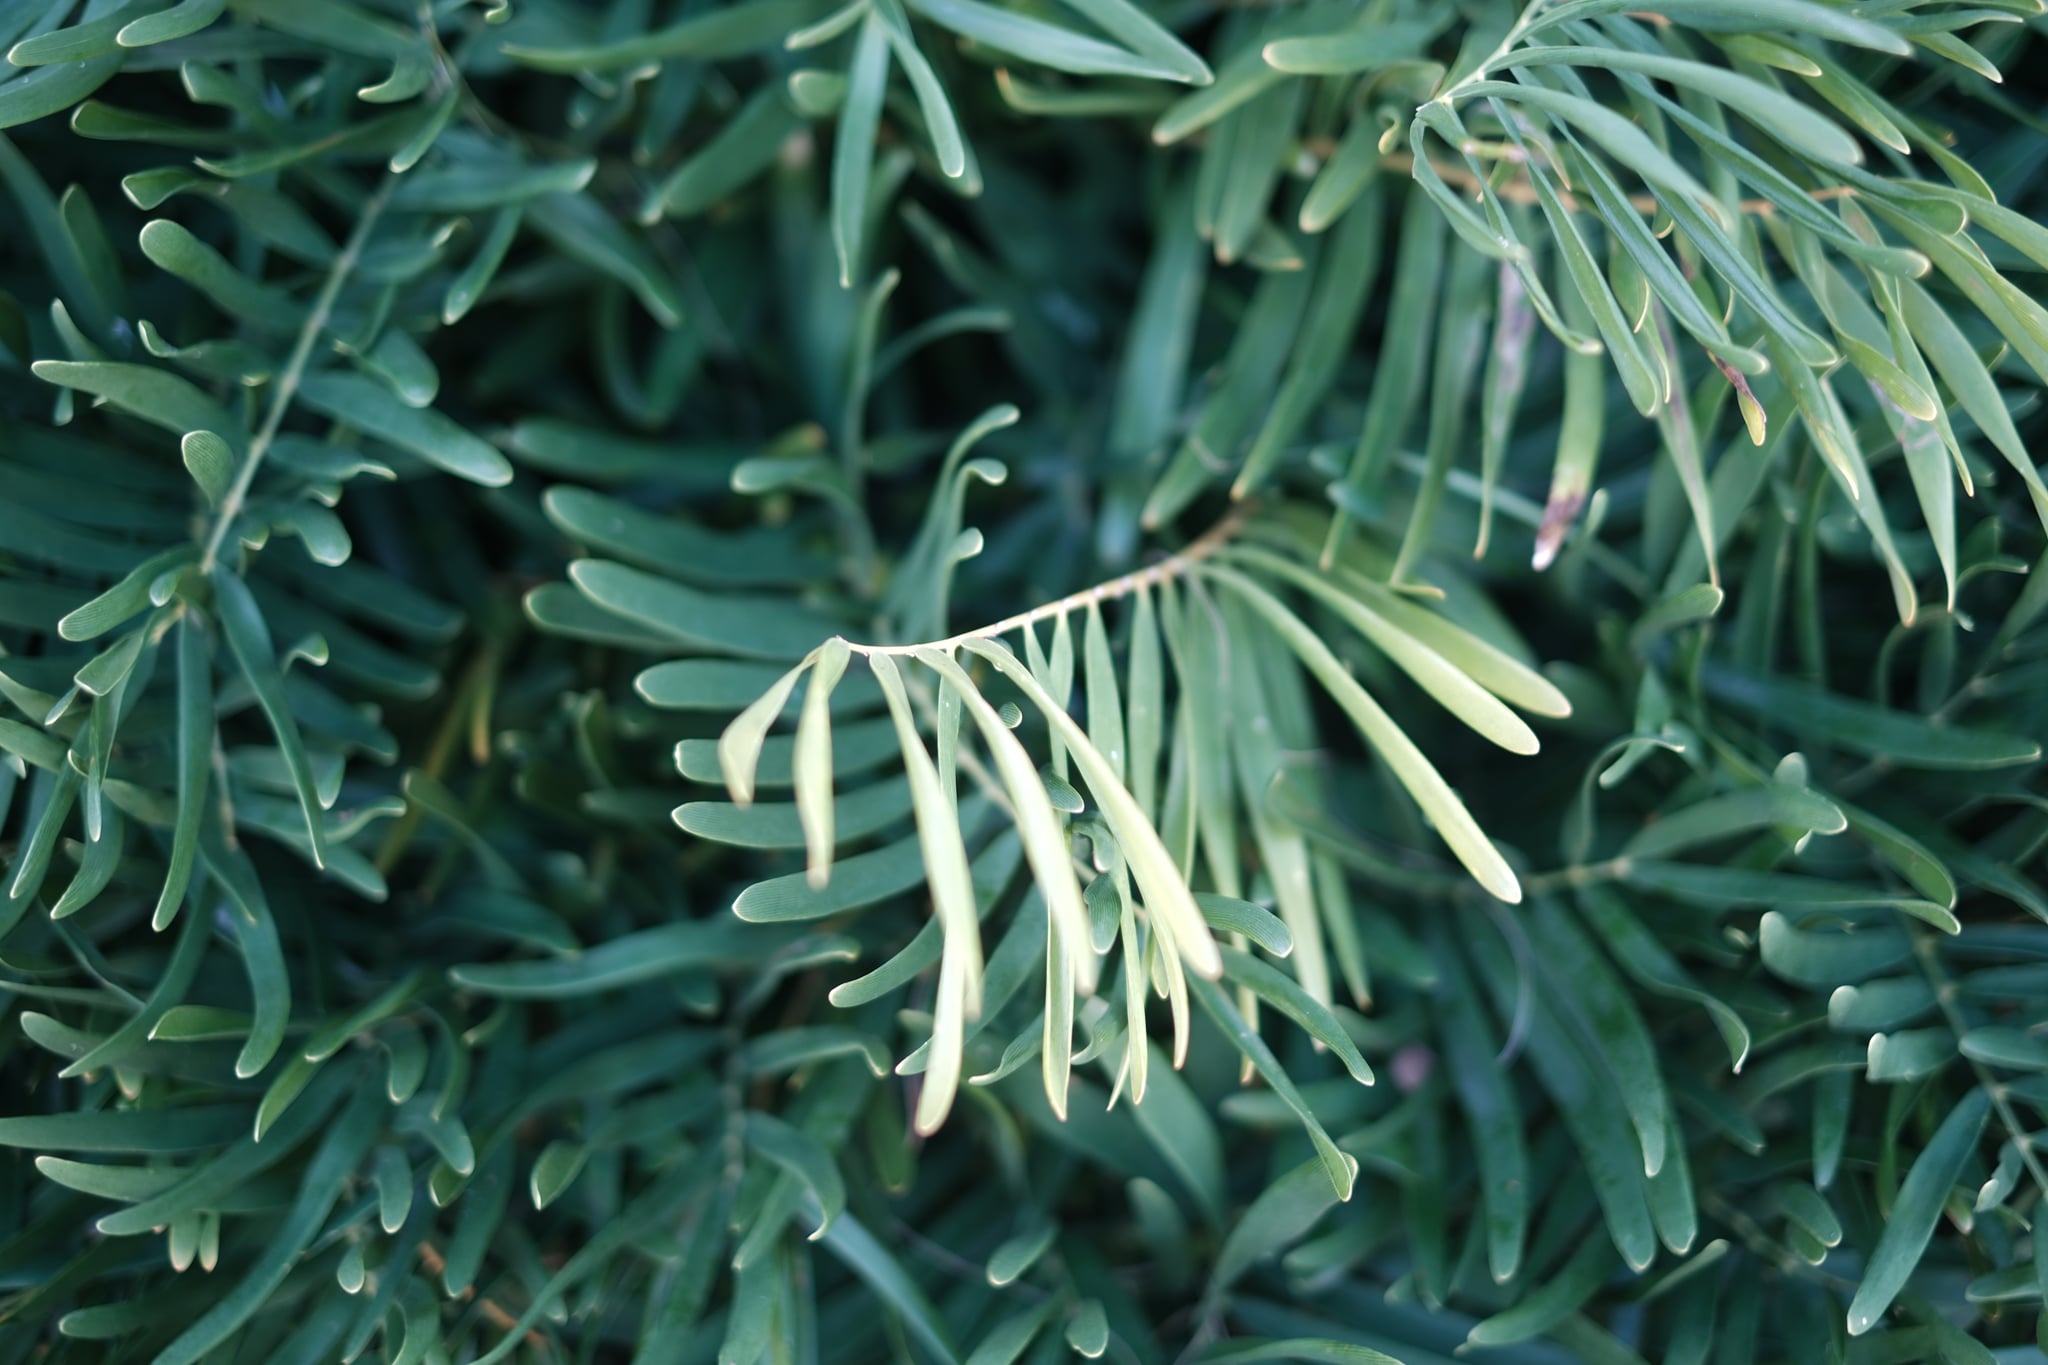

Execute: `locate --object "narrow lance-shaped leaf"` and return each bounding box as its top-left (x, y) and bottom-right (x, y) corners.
top-left (960, 638), bottom-right (1223, 979)
top-left (1117, 869), bottom-right (1149, 1103)
top-left (1477, 261), bottom-right (1535, 558)
top-left (1189, 975), bottom-right (1356, 1200)
top-left (1218, 948), bottom-right (1374, 1084)
top-left (1045, 912), bottom-right (1075, 1119)
top-left (1057, 0), bottom-right (1211, 83)
top-left (745, 1112), bottom-right (847, 1240)
top-left (913, 0), bottom-right (1195, 84)
top-left (1082, 600), bottom-right (1125, 783)
top-left (916, 647), bottom-right (1096, 994)
top-left (53, 807), bottom-right (121, 920)
top-left (1503, 46), bottom-right (1862, 164)
top-left (211, 570), bottom-right (327, 869)
top-left (1536, 268), bottom-right (1610, 567)
top-left (1432, 925), bottom-right (1529, 1283)
top-left (720, 654), bottom-right (816, 806)
top-left (1126, 583), bottom-right (1164, 822)
top-left (1649, 304), bottom-right (1720, 591)
top-left (1847, 1086), bottom-right (1989, 1333)
top-left (295, 372), bottom-right (512, 487)
top-left (1226, 547), bottom-right (1539, 754)
top-left (832, 13), bottom-right (890, 288)
top-left (874, 0), bottom-right (967, 179)
top-left (1532, 898), bottom-right (1668, 1177)
top-left (1203, 567), bottom-right (1520, 903)
top-left (796, 640), bottom-right (850, 887)
top-left (870, 652), bottom-right (984, 1136)
top-left (154, 614), bottom-right (212, 929)
top-left (151, 1079), bottom-right (384, 1365)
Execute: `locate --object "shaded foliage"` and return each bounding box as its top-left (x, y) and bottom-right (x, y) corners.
top-left (2, 1), bottom-right (2048, 1363)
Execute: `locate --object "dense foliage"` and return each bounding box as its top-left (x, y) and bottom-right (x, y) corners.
top-left (4, 0), bottom-right (2048, 1362)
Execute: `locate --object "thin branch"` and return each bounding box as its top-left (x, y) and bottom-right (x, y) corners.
top-left (1302, 145), bottom-right (1867, 217)
top-left (1362, 150), bottom-right (1859, 218)
top-left (1913, 931), bottom-right (2048, 1201)
top-left (844, 505), bottom-right (1251, 657)
top-left (417, 1242), bottom-right (547, 1346)
top-left (198, 172), bottom-right (399, 574)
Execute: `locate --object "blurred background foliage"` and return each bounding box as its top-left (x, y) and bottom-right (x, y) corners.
top-left (3, 1), bottom-right (2048, 1363)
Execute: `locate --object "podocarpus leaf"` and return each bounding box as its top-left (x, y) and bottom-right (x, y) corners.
top-left (721, 654), bottom-right (816, 807)
top-left (1191, 986), bottom-right (1357, 1201)
top-left (32, 358), bottom-right (241, 438)
top-left (832, 13), bottom-right (890, 289)
top-left (573, 560), bottom-right (841, 659)
top-left (961, 638), bottom-right (1221, 980)
top-left (4, 3), bottom-right (2047, 1358)
top-left (153, 1077), bottom-right (384, 1365)
top-left (745, 1111), bottom-right (847, 1239)
top-left (1218, 948), bottom-right (1373, 1084)
top-left (1703, 667), bottom-right (2043, 770)
top-left (870, 652), bottom-right (983, 1135)
top-left (1431, 924), bottom-right (1528, 1284)
top-left (212, 569), bottom-right (327, 870)
top-left (295, 372), bottom-right (511, 485)
top-left (1847, 1087), bottom-right (1989, 1333)
top-left (153, 614), bottom-right (211, 929)
top-left (1227, 546), bottom-right (1539, 754)
top-left (916, 647), bottom-right (1095, 994)
top-left (1204, 567), bottom-right (1520, 902)
top-left (795, 639), bottom-right (850, 886)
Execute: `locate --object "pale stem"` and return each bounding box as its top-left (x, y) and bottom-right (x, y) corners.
top-left (841, 505), bottom-right (1250, 658)
top-left (1914, 932), bottom-right (2048, 1200)
top-left (198, 172), bottom-right (399, 574)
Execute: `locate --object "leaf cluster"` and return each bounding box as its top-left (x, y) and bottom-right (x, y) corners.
top-left (1, 1), bottom-right (2047, 1364)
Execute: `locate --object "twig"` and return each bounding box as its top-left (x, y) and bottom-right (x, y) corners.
top-left (1913, 932), bottom-right (2048, 1201)
top-left (198, 172), bottom-right (398, 574)
top-left (1363, 150), bottom-right (1859, 218)
top-left (417, 1241), bottom-right (547, 1346)
top-left (843, 505), bottom-right (1251, 658)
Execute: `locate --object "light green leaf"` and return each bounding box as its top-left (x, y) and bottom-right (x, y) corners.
top-left (911, 0), bottom-right (1193, 83)
top-left (1205, 567), bottom-right (1519, 902)
top-left (871, 652), bottom-right (982, 1135)
top-left (1502, 46), bottom-right (1860, 164)
top-left (916, 647), bottom-right (1096, 994)
top-left (718, 656), bottom-right (816, 807)
top-left (117, 0), bottom-right (227, 46)
top-left (795, 639), bottom-right (850, 885)
top-left (962, 638), bottom-right (1220, 979)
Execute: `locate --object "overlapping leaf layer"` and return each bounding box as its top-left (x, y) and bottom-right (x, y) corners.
top-left (2, 1), bottom-right (2048, 1363)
